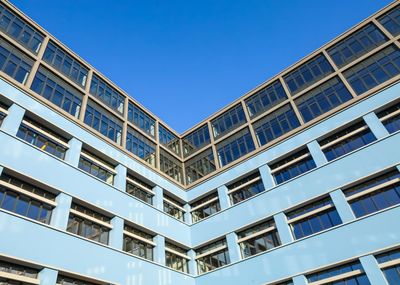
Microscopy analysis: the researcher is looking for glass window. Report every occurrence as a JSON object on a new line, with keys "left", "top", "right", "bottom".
{"left": 344, "top": 170, "right": 400, "bottom": 218}
{"left": 306, "top": 261, "right": 371, "bottom": 284}
{"left": 182, "top": 124, "right": 211, "bottom": 157}
{"left": 160, "top": 149, "right": 183, "bottom": 184}
{"left": 237, "top": 219, "right": 280, "bottom": 258}
{"left": 227, "top": 171, "right": 265, "bottom": 205}
{"left": 67, "top": 203, "right": 111, "bottom": 245}
{"left": 378, "top": 5, "right": 400, "bottom": 37}
{"left": 327, "top": 23, "right": 387, "bottom": 68}
{"left": 0, "top": 4, "right": 44, "bottom": 53}
{"left": 376, "top": 248, "right": 400, "bottom": 285}
{"left": 89, "top": 74, "right": 125, "bottom": 114}
{"left": 190, "top": 191, "right": 220, "bottom": 222}
{"left": 126, "top": 174, "right": 154, "bottom": 205}
{"left": 0, "top": 260, "right": 38, "bottom": 279}
{"left": 159, "top": 124, "right": 181, "bottom": 156}
{"left": 0, "top": 103, "right": 7, "bottom": 126}
{"left": 287, "top": 197, "right": 342, "bottom": 239}
{"left": 126, "top": 127, "right": 156, "bottom": 167}
{"left": 127, "top": 102, "right": 155, "bottom": 137}
{"left": 185, "top": 148, "right": 216, "bottom": 185}
{"left": 283, "top": 54, "right": 333, "bottom": 95}
{"left": 344, "top": 45, "right": 400, "bottom": 95}
{"left": 211, "top": 104, "right": 246, "bottom": 139}
{"left": 83, "top": 101, "right": 123, "bottom": 145}
{"left": 165, "top": 242, "right": 189, "bottom": 273}
{"left": 16, "top": 118, "right": 68, "bottom": 159}
{"left": 319, "top": 121, "right": 377, "bottom": 162}
{"left": 123, "top": 224, "right": 154, "bottom": 261}
{"left": 30, "top": 66, "right": 82, "bottom": 118}
{"left": 0, "top": 37, "right": 32, "bottom": 84}
{"left": 377, "top": 101, "right": 400, "bottom": 134}
{"left": 57, "top": 275, "right": 101, "bottom": 285}
{"left": 270, "top": 148, "right": 316, "bottom": 185}
{"left": 196, "top": 239, "right": 230, "bottom": 274}
{"left": 163, "top": 194, "right": 185, "bottom": 221}
{"left": 0, "top": 173, "right": 54, "bottom": 224}
{"left": 43, "top": 41, "right": 88, "bottom": 87}
{"left": 216, "top": 127, "right": 255, "bottom": 167}
{"left": 78, "top": 151, "right": 115, "bottom": 185}
{"left": 253, "top": 104, "right": 300, "bottom": 146}
{"left": 245, "top": 80, "right": 287, "bottom": 118}
{"left": 295, "top": 76, "right": 353, "bottom": 123}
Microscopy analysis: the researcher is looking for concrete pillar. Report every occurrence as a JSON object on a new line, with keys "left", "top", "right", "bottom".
{"left": 64, "top": 137, "right": 82, "bottom": 166}
{"left": 188, "top": 249, "right": 197, "bottom": 275}
{"left": 259, "top": 164, "right": 275, "bottom": 189}
{"left": 307, "top": 140, "right": 327, "bottom": 167}
{"left": 293, "top": 275, "right": 308, "bottom": 285}
{"left": 329, "top": 189, "right": 355, "bottom": 223}
{"left": 360, "top": 255, "right": 389, "bottom": 285}
{"left": 154, "top": 235, "right": 166, "bottom": 265}
{"left": 114, "top": 164, "right": 127, "bottom": 191}
{"left": 217, "top": 185, "right": 230, "bottom": 209}
{"left": 184, "top": 204, "right": 192, "bottom": 224}
{"left": 38, "top": 268, "right": 58, "bottom": 285}
{"left": 226, "top": 232, "right": 241, "bottom": 262}
{"left": 109, "top": 216, "right": 124, "bottom": 250}
{"left": 153, "top": 186, "right": 164, "bottom": 211}
{"left": 274, "top": 212, "right": 293, "bottom": 244}
{"left": 2, "top": 103, "right": 25, "bottom": 136}
{"left": 363, "top": 112, "right": 389, "bottom": 139}
{"left": 50, "top": 192, "right": 72, "bottom": 230}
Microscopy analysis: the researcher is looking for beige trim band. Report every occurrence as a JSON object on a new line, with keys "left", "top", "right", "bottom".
{"left": 0, "top": 179, "right": 57, "bottom": 207}
{"left": 126, "top": 176, "right": 155, "bottom": 195}
{"left": 379, "top": 258, "right": 400, "bottom": 269}
{"left": 80, "top": 152, "right": 116, "bottom": 174}
{"left": 270, "top": 153, "right": 310, "bottom": 174}
{"left": 190, "top": 197, "right": 219, "bottom": 212}
{"left": 69, "top": 208, "right": 113, "bottom": 229}
{"left": 320, "top": 125, "right": 369, "bottom": 150}
{"left": 165, "top": 247, "right": 191, "bottom": 260}
{"left": 237, "top": 226, "right": 276, "bottom": 243}
{"left": 226, "top": 176, "right": 262, "bottom": 194}
{"left": 123, "top": 230, "right": 156, "bottom": 246}
{"left": 22, "top": 120, "right": 69, "bottom": 148}
{"left": 163, "top": 198, "right": 186, "bottom": 212}
{"left": 379, "top": 107, "right": 400, "bottom": 122}
{"left": 308, "top": 269, "right": 363, "bottom": 285}
{"left": 287, "top": 204, "right": 333, "bottom": 224}
{"left": 0, "top": 271, "right": 39, "bottom": 284}
{"left": 195, "top": 245, "right": 228, "bottom": 260}
{"left": 346, "top": 178, "right": 400, "bottom": 201}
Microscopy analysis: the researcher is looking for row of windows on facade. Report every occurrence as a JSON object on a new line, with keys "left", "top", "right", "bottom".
{"left": 273, "top": 249, "right": 400, "bottom": 285}
{"left": 1, "top": 155, "right": 399, "bottom": 275}
{"left": 2, "top": 95, "right": 399, "bottom": 226}
{"left": 2, "top": 2, "right": 400, "bottom": 186}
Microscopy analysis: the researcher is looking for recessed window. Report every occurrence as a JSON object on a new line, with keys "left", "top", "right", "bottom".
{"left": 286, "top": 197, "right": 342, "bottom": 239}
{"left": 0, "top": 259, "right": 39, "bottom": 283}
{"left": 319, "top": 121, "right": 376, "bottom": 162}
{"left": 123, "top": 224, "right": 155, "bottom": 261}
{"left": 163, "top": 193, "right": 185, "bottom": 222}
{"left": 185, "top": 148, "right": 216, "bottom": 185}
{"left": 375, "top": 247, "right": 400, "bottom": 285}
{"left": 195, "top": 239, "right": 230, "bottom": 274}
{"left": 126, "top": 173, "right": 154, "bottom": 205}
{"left": 377, "top": 101, "right": 400, "bottom": 134}
{"left": 227, "top": 171, "right": 265, "bottom": 205}
{"left": 159, "top": 124, "right": 181, "bottom": 156}
{"left": 78, "top": 150, "right": 116, "bottom": 185}
{"left": 165, "top": 242, "right": 190, "bottom": 273}
{"left": 343, "top": 169, "right": 400, "bottom": 218}
{"left": 160, "top": 150, "right": 183, "bottom": 184}
{"left": 269, "top": 148, "right": 316, "bottom": 185}
{"left": 57, "top": 274, "right": 104, "bottom": 285}
{"left": 190, "top": 191, "right": 220, "bottom": 222}
{"left": 182, "top": 124, "right": 211, "bottom": 158}
{"left": 237, "top": 219, "right": 280, "bottom": 258}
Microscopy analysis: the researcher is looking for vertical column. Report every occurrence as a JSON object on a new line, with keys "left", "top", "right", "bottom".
{"left": 274, "top": 212, "right": 293, "bottom": 244}
{"left": 226, "top": 232, "right": 241, "bottom": 263}
{"left": 184, "top": 204, "right": 192, "bottom": 224}
{"left": 1, "top": 104, "right": 25, "bottom": 136}
{"left": 64, "top": 138, "right": 82, "bottom": 167}
{"left": 114, "top": 164, "right": 127, "bottom": 191}
{"left": 217, "top": 185, "right": 230, "bottom": 209}
{"left": 153, "top": 186, "right": 164, "bottom": 211}
{"left": 154, "top": 235, "right": 166, "bottom": 265}
{"left": 50, "top": 192, "right": 72, "bottom": 230}
{"left": 109, "top": 216, "right": 124, "bottom": 250}
{"left": 38, "top": 268, "right": 58, "bottom": 285}
{"left": 293, "top": 275, "right": 308, "bottom": 285}
{"left": 329, "top": 189, "right": 355, "bottom": 223}
{"left": 307, "top": 140, "right": 327, "bottom": 167}
{"left": 359, "top": 255, "right": 389, "bottom": 285}
{"left": 259, "top": 164, "right": 275, "bottom": 189}
{"left": 188, "top": 249, "right": 197, "bottom": 275}
{"left": 363, "top": 112, "right": 389, "bottom": 140}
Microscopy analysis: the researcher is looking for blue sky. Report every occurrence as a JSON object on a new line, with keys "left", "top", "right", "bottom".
{"left": 12, "top": 0, "right": 392, "bottom": 133}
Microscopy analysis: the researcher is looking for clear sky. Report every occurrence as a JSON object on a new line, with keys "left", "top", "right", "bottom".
{"left": 12, "top": 0, "right": 392, "bottom": 133}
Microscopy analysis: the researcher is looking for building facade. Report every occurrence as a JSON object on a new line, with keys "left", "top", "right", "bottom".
{"left": 0, "top": 0, "right": 400, "bottom": 284}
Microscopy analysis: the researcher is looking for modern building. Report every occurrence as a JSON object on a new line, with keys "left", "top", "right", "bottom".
{"left": 0, "top": 0, "right": 400, "bottom": 284}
